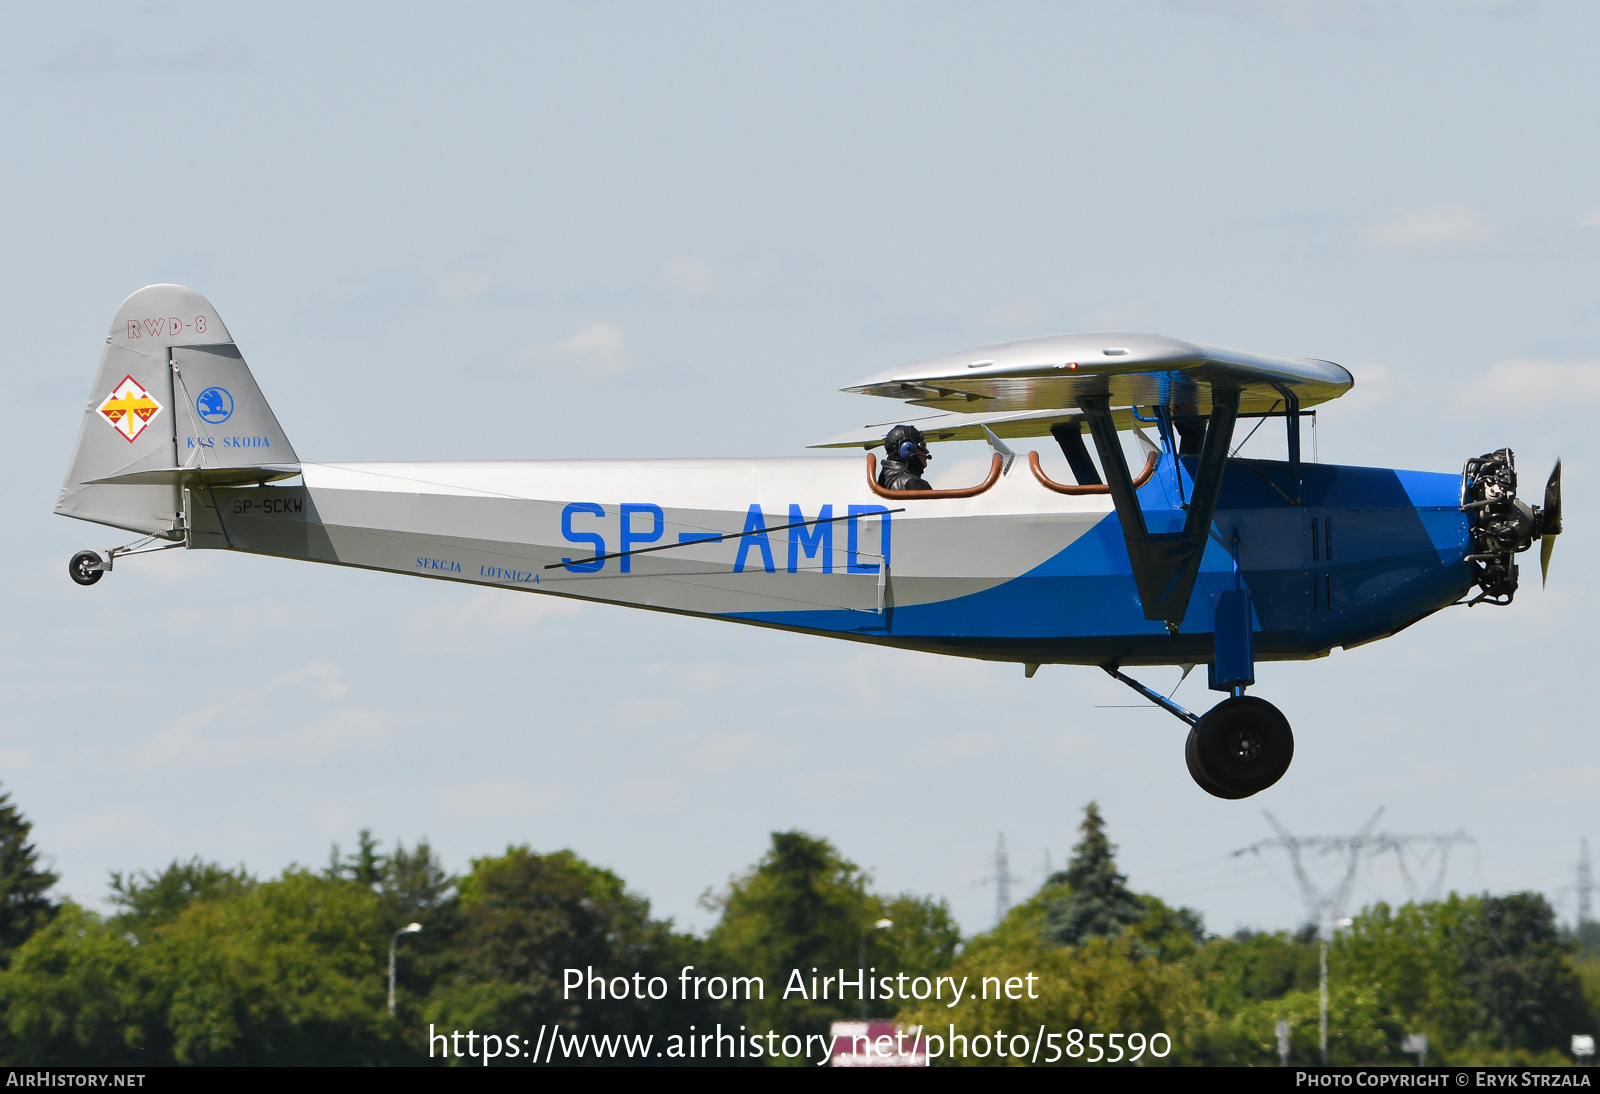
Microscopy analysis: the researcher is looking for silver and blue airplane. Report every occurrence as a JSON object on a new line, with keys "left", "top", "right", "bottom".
{"left": 57, "top": 285, "right": 1561, "bottom": 798}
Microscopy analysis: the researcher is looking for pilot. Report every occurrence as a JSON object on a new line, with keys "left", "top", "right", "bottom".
{"left": 878, "top": 424, "right": 933, "bottom": 491}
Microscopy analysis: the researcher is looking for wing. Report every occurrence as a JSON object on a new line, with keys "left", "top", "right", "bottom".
{"left": 820, "top": 332, "right": 1350, "bottom": 630}
{"left": 836, "top": 332, "right": 1352, "bottom": 419}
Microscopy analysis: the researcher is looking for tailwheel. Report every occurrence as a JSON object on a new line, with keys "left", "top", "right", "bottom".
{"left": 69, "top": 550, "right": 104, "bottom": 586}
{"left": 1186, "top": 696, "right": 1293, "bottom": 799}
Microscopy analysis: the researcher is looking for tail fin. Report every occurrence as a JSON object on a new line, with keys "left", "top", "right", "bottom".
{"left": 56, "top": 284, "right": 299, "bottom": 539}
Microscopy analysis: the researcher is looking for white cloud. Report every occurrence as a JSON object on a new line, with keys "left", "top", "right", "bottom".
{"left": 1456, "top": 357, "right": 1600, "bottom": 416}
{"left": 1354, "top": 204, "right": 1495, "bottom": 256}
{"left": 1330, "top": 359, "right": 1412, "bottom": 415}
{"left": 272, "top": 661, "right": 349, "bottom": 702}
{"left": 1338, "top": 356, "right": 1600, "bottom": 422}
{"left": 136, "top": 703, "right": 382, "bottom": 768}
{"left": 409, "top": 587, "right": 583, "bottom": 635}
{"left": 652, "top": 257, "right": 720, "bottom": 305}
{"left": 1269, "top": 205, "right": 1599, "bottom": 261}
{"left": 134, "top": 663, "right": 390, "bottom": 769}
{"left": 521, "top": 322, "right": 631, "bottom": 375}
{"left": 646, "top": 252, "right": 870, "bottom": 308}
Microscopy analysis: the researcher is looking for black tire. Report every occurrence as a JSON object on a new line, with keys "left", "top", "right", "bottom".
{"left": 69, "top": 550, "right": 104, "bottom": 586}
{"left": 1185, "top": 727, "right": 1232, "bottom": 798}
{"left": 1187, "top": 696, "right": 1293, "bottom": 799}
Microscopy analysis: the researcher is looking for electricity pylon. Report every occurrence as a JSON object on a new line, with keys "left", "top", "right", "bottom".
{"left": 972, "top": 832, "right": 1021, "bottom": 928}
{"left": 1232, "top": 809, "right": 1475, "bottom": 938}
{"left": 1579, "top": 838, "right": 1593, "bottom": 928}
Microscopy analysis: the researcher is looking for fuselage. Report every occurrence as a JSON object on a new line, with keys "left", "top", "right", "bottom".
{"left": 186, "top": 450, "right": 1473, "bottom": 668}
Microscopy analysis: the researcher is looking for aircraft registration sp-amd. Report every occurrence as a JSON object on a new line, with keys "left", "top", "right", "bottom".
{"left": 56, "top": 285, "right": 1562, "bottom": 798}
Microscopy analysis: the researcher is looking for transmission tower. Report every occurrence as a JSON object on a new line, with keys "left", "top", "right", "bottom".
{"left": 1373, "top": 827, "right": 1476, "bottom": 903}
{"left": 1235, "top": 810, "right": 1382, "bottom": 938}
{"left": 970, "top": 832, "right": 1021, "bottom": 926}
{"left": 1232, "top": 810, "right": 1475, "bottom": 937}
{"left": 1579, "top": 839, "right": 1593, "bottom": 928}
{"left": 994, "top": 832, "right": 1017, "bottom": 925}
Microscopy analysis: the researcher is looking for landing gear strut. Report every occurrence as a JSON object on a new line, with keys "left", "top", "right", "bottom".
{"left": 1102, "top": 664, "right": 1295, "bottom": 799}
{"left": 66, "top": 534, "right": 183, "bottom": 587}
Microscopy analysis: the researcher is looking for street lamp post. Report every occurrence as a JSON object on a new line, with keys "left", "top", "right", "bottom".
{"left": 859, "top": 918, "right": 893, "bottom": 1019}
{"left": 389, "top": 922, "right": 422, "bottom": 1017}
{"left": 1319, "top": 939, "right": 1328, "bottom": 1065}
{"left": 1321, "top": 917, "right": 1352, "bottom": 1065}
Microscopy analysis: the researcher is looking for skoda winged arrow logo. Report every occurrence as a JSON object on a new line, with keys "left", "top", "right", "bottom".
{"left": 196, "top": 386, "right": 234, "bottom": 424}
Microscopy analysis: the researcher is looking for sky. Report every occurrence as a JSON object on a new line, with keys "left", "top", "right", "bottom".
{"left": 2, "top": 0, "right": 1596, "bottom": 939}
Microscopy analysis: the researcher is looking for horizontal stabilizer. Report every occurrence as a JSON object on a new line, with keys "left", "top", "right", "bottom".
{"left": 86, "top": 464, "right": 301, "bottom": 487}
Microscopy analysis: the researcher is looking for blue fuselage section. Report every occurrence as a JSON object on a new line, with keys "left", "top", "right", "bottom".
{"left": 733, "top": 455, "right": 1474, "bottom": 668}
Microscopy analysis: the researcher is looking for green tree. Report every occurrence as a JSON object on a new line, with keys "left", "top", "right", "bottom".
{"left": 109, "top": 858, "right": 252, "bottom": 937}
{"left": 326, "top": 828, "right": 385, "bottom": 887}
{"left": 706, "top": 830, "right": 872, "bottom": 1040}
{"left": 1206, "top": 894, "right": 1593, "bottom": 1065}
{"left": 149, "top": 868, "right": 401, "bottom": 1065}
{"left": 705, "top": 831, "right": 959, "bottom": 1050}
{"left": 1041, "top": 803, "right": 1150, "bottom": 947}
{"left": 0, "top": 902, "right": 151, "bottom": 1065}
{"left": 377, "top": 838, "right": 459, "bottom": 1020}
{"left": 897, "top": 887, "right": 1210, "bottom": 1066}
{"left": 1458, "top": 892, "right": 1588, "bottom": 1054}
{"left": 323, "top": 831, "right": 459, "bottom": 1016}
{"left": 0, "top": 869, "right": 403, "bottom": 1066}
{"left": 1192, "top": 929, "right": 1320, "bottom": 1017}
{"left": 1575, "top": 954, "right": 1600, "bottom": 1037}
{"left": 380, "top": 839, "right": 455, "bottom": 927}
{"left": 0, "top": 784, "right": 57, "bottom": 958}
{"left": 1570, "top": 920, "right": 1600, "bottom": 961}
{"left": 424, "top": 846, "right": 706, "bottom": 1064}
{"left": 880, "top": 892, "right": 962, "bottom": 981}
{"left": 896, "top": 805, "right": 1215, "bottom": 1066}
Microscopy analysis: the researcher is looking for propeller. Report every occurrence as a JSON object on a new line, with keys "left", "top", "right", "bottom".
{"left": 1539, "top": 460, "right": 1561, "bottom": 586}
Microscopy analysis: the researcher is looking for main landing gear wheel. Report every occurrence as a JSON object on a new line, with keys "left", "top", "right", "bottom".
{"left": 1185, "top": 696, "right": 1293, "bottom": 799}
{"left": 68, "top": 551, "right": 104, "bottom": 586}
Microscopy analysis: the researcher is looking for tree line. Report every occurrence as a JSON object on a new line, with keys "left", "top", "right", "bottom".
{"left": 0, "top": 785, "right": 1591, "bottom": 1065}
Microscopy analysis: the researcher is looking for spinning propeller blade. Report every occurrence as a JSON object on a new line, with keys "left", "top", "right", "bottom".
{"left": 1540, "top": 460, "right": 1561, "bottom": 586}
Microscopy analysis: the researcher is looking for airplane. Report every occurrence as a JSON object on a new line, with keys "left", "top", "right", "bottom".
{"left": 56, "top": 284, "right": 1562, "bottom": 799}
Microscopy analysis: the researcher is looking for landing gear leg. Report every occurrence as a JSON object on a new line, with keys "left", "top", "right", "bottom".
{"left": 67, "top": 534, "right": 183, "bottom": 587}
{"left": 1101, "top": 663, "right": 1295, "bottom": 799}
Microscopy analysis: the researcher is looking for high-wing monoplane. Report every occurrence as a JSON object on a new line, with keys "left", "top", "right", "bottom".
{"left": 57, "top": 285, "right": 1562, "bottom": 798}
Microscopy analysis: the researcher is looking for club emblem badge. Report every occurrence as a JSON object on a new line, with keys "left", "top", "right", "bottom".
{"left": 97, "top": 375, "right": 164, "bottom": 443}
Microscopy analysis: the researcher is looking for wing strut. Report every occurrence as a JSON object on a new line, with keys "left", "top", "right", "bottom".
{"left": 1273, "top": 383, "right": 1302, "bottom": 504}
{"left": 1049, "top": 421, "right": 1102, "bottom": 486}
{"left": 1081, "top": 388, "right": 1240, "bottom": 629}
